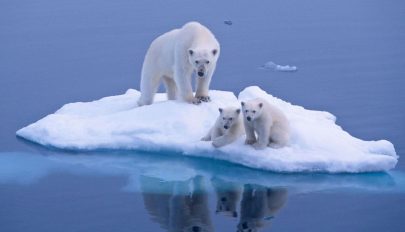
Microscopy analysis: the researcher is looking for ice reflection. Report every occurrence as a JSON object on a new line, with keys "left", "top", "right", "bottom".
{"left": 140, "top": 175, "right": 288, "bottom": 232}
{"left": 0, "top": 149, "right": 404, "bottom": 194}
{"left": 1, "top": 150, "right": 405, "bottom": 231}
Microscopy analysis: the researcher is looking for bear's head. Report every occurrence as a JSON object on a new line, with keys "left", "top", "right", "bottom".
{"left": 236, "top": 220, "right": 262, "bottom": 232}
{"left": 183, "top": 223, "right": 212, "bottom": 232}
{"left": 188, "top": 48, "right": 219, "bottom": 78}
{"left": 241, "top": 99, "right": 264, "bottom": 122}
{"left": 216, "top": 195, "right": 238, "bottom": 218}
{"left": 218, "top": 107, "right": 241, "bottom": 130}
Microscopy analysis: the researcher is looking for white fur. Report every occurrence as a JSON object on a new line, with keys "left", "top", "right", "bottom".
{"left": 138, "top": 22, "right": 220, "bottom": 106}
{"left": 241, "top": 98, "right": 290, "bottom": 150}
{"left": 201, "top": 107, "right": 244, "bottom": 148}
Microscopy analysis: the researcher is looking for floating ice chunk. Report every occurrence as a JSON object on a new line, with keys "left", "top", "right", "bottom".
{"left": 16, "top": 86, "right": 397, "bottom": 173}
{"left": 260, "top": 61, "right": 298, "bottom": 72}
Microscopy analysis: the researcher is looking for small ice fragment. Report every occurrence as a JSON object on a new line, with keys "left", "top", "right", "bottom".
{"left": 260, "top": 61, "right": 298, "bottom": 72}
{"left": 224, "top": 20, "right": 233, "bottom": 25}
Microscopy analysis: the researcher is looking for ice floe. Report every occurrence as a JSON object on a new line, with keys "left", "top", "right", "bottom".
{"left": 260, "top": 61, "right": 298, "bottom": 72}
{"left": 16, "top": 86, "right": 397, "bottom": 173}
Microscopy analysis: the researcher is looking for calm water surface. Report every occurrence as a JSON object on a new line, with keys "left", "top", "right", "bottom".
{"left": 1, "top": 0, "right": 405, "bottom": 231}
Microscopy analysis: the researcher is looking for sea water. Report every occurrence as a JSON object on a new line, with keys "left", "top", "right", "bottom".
{"left": 1, "top": 0, "right": 404, "bottom": 231}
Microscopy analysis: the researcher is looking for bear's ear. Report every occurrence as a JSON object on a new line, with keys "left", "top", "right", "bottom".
{"left": 212, "top": 49, "right": 218, "bottom": 56}
{"left": 241, "top": 102, "right": 245, "bottom": 106}
{"left": 236, "top": 109, "right": 241, "bottom": 114}
{"left": 218, "top": 108, "right": 223, "bottom": 113}
{"left": 188, "top": 49, "right": 194, "bottom": 56}
{"left": 258, "top": 103, "right": 263, "bottom": 108}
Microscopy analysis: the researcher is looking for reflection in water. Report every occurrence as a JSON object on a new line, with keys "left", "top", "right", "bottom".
{"left": 237, "top": 185, "right": 287, "bottom": 232}
{"left": 212, "top": 177, "right": 242, "bottom": 218}
{"left": 141, "top": 175, "right": 213, "bottom": 232}
{"left": 140, "top": 175, "right": 288, "bottom": 232}
{"left": 1, "top": 150, "right": 404, "bottom": 232}
{"left": 0, "top": 150, "right": 403, "bottom": 195}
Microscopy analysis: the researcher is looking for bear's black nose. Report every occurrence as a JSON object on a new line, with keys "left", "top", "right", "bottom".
{"left": 198, "top": 71, "right": 204, "bottom": 77}
{"left": 192, "top": 226, "right": 201, "bottom": 232}
{"left": 242, "top": 222, "right": 248, "bottom": 229}
{"left": 221, "top": 197, "right": 227, "bottom": 202}
{"left": 247, "top": 116, "right": 251, "bottom": 121}
{"left": 224, "top": 125, "right": 229, "bottom": 129}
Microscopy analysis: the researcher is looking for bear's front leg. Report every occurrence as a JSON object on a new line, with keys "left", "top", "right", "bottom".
{"left": 244, "top": 124, "right": 257, "bottom": 145}
{"left": 174, "top": 67, "right": 200, "bottom": 104}
{"left": 195, "top": 73, "right": 212, "bottom": 103}
{"left": 253, "top": 126, "right": 270, "bottom": 150}
{"left": 212, "top": 135, "right": 231, "bottom": 148}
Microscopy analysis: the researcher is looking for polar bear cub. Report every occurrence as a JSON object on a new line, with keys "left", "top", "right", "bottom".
{"left": 138, "top": 21, "right": 220, "bottom": 106}
{"left": 241, "top": 98, "right": 290, "bottom": 150}
{"left": 201, "top": 107, "right": 244, "bottom": 148}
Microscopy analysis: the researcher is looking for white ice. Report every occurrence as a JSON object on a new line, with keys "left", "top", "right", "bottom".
{"left": 260, "top": 61, "right": 298, "bottom": 72}
{"left": 16, "top": 86, "right": 398, "bottom": 173}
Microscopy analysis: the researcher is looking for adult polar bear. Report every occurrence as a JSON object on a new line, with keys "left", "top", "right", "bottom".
{"left": 138, "top": 22, "right": 220, "bottom": 106}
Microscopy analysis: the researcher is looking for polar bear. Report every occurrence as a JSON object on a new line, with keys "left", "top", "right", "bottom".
{"left": 201, "top": 107, "right": 244, "bottom": 148}
{"left": 241, "top": 98, "right": 290, "bottom": 150}
{"left": 237, "top": 185, "right": 288, "bottom": 232}
{"left": 137, "top": 22, "right": 220, "bottom": 106}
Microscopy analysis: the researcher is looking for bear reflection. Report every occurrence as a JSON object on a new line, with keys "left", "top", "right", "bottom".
{"left": 211, "top": 177, "right": 242, "bottom": 218}
{"left": 140, "top": 175, "right": 213, "bottom": 232}
{"left": 237, "top": 184, "right": 288, "bottom": 232}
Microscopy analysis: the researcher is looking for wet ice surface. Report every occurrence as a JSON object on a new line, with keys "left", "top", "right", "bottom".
{"left": 2, "top": 151, "right": 403, "bottom": 193}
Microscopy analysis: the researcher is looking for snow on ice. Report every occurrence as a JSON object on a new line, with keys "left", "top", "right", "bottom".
{"left": 16, "top": 86, "right": 397, "bottom": 173}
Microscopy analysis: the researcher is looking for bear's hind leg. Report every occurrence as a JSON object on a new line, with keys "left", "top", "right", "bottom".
{"left": 268, "top": 124, "right": 289, "bottom": 148}
{"left": 138, "top": 72, "right": 161, "bottom": 106}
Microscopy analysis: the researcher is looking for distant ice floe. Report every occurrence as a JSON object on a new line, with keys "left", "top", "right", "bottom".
{"left": 16, "top": 86, "right": 397, "bottom": 173}
{"left": 260, "top": 61, "right": 298, "bottom": 72}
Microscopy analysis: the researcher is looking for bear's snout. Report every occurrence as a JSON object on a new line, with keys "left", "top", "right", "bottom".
{"left": 224, "top": 125, "right": 229, "bottom": 129}
{"left": 247, "top": 116, "right": 251, "bottom": 121}
{"left": 242, "top": 222, "right": 249, "bottom": 229}
{"left": 198, "top": 71, "right": 204, "bottom": 77}
{"left": 192, "top": 226, "right": 201, "bottom": 232}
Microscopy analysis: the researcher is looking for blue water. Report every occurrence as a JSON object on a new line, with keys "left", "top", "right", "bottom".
{"left": 1, "top": 0, "right": 405, "bottom": 231}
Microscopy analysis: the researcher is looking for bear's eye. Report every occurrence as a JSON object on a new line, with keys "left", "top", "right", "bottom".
{"left": 245, "top": 110, "right": 248, "bottom": 113}
{"left": 206, "top": 60, "right": 210, "bottom": 64}
{"left": 195, "top": 60, "right": 199, "bottom": 64}
{"left": 223, "top": 117, "right": 226, "bottom": 120}
{"left": 229, "top": 117, "right": 233, "bottom": 121}
{"left": 252, "top": 110, "right": 256, "bottom": 113}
